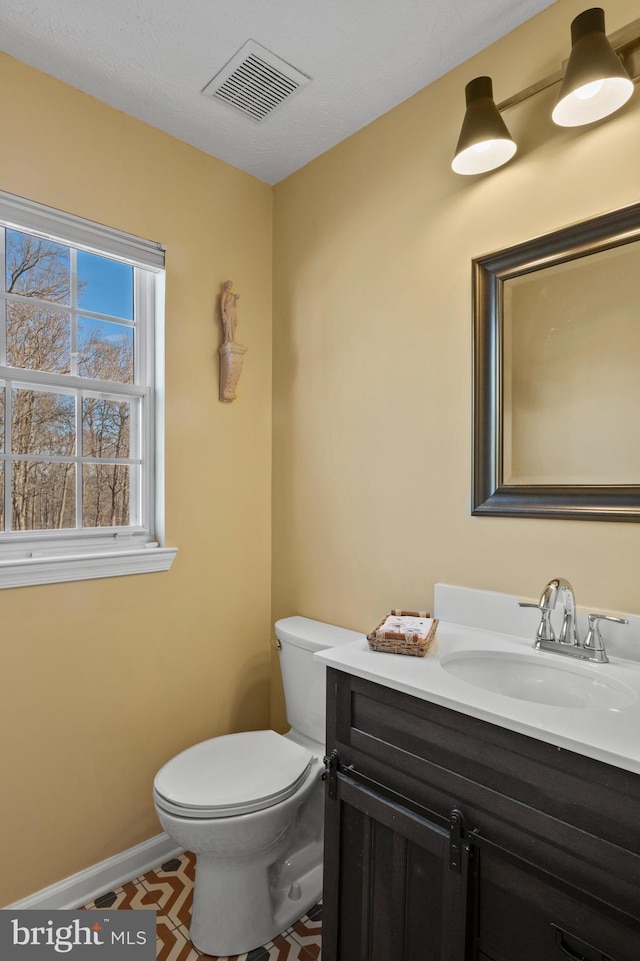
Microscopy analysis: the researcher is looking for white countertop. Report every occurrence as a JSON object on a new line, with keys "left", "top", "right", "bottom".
{"left": 315, "top": 619, "right": 640, "bottom": 777}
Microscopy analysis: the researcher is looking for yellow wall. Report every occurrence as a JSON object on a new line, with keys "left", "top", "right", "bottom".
{"left": 272, "top": 0, "right": 640, "bottom": 730}
{"left": 0, "top": 55, "right": 273, "bottom": 906}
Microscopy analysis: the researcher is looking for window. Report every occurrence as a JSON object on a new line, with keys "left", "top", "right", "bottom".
{"left": 0, "top": 190, "right": 176, "bottom": 587}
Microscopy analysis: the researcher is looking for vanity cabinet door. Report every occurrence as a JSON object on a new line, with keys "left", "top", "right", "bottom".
{"left": 475, "top": 844, "right": 640, "bottom": 961}
{"left": 322, "top": 767, "right": 470, "bottom": 961}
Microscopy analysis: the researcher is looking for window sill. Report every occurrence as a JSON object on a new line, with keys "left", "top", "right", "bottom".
{"left": 0, "top": 545, "right": 178, "bottom": 589}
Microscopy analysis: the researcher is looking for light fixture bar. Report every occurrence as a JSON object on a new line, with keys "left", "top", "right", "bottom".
{"left": 496, "top": 15, "right": 640, "bottom": 112}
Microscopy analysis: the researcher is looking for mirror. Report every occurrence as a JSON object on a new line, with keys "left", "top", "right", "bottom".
{"left": 472, "top": 201, "right": 640, "bottom": 521}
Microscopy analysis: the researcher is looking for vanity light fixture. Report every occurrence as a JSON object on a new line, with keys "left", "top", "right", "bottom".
{"left": 452, "top": 9, "right": 640, "bottom": 175}
{"left": 451, "top": 76, "right": 517, "bottom": 175}
{"left": 552, "top": 8, "right": 633, "bottom": 126}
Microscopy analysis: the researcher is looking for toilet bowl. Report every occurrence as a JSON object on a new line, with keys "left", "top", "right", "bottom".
{"left": 153, "top": 616, "right": 363, "bottom": 957}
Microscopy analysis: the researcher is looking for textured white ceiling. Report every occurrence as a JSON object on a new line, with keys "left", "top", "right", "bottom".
{"left": 0, "top": 0, "right": 555, "bottom": 184}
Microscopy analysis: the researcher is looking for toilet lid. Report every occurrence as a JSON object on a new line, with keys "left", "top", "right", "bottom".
{"left": 153, "top": 730, "right": 314, "bottom": 818}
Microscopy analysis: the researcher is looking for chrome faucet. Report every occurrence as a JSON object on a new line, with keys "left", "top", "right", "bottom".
{"left": 518, "top": 577, "right": 628, "bottom": 663}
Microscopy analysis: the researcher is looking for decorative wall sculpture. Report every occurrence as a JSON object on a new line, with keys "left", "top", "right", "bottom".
{"left": 218, "top": 280, "right": 247, "bottom": 403}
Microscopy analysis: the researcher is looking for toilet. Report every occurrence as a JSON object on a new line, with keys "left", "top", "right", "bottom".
{"left": 153, "top": 615, "right": 362, "bottom": 957}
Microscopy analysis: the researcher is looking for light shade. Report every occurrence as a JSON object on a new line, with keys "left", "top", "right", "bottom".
{"left": 552, "top": 7, "right": 633, "bottom": 127}
{"left": 452, "top": 77, "right": 517, "bottom": 175}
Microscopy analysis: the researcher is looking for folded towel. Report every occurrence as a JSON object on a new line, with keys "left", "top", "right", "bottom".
{"left": 381, "top": 614, "right": 433, "bottom": 639}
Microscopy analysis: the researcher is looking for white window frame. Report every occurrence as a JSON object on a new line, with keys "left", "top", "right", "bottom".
{"left": 0, "top": 190, "right": 177, "bottom": 588}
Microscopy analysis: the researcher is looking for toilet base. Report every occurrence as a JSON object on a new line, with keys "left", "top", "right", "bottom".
{"left": 190, "top": 856, "right": 273, "bottom": 956}
{"left": 270, "top": 828, "right": 324, "bottom": 934}
{"left": 189, "top": 847, "right": 323, "bottom": 956}
{"left": 271, "top": 861, "right": 323, "bottom": 934}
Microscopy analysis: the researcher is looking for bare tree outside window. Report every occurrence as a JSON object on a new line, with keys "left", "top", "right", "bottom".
{"left": 2, "top": 228, "right": 137, "bottom": 533}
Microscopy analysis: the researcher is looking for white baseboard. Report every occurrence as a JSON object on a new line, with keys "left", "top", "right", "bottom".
{"left": 4, "top": 833, "right": 183, "bottom": 910}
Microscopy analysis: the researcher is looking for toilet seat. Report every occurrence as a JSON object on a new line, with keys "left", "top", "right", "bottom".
{"left": 153, "top": 730, "right": 314, "bottom": 818}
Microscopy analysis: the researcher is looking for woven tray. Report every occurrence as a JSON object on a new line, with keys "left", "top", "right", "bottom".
{"left": 367, "top": 609, "right": 439, "bottom": 657}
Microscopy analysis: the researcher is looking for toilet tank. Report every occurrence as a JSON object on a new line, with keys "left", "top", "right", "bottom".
{"left": 275, "top": 616, "right": 363, "bottom": 744}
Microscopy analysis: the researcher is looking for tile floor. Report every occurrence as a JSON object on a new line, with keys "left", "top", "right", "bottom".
{"left": 79, "top": 851, "right": 321, "bottom": 961}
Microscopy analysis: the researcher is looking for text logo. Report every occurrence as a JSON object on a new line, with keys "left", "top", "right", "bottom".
{"left": 0, "top": 910, "right": 155, "bottom": 959}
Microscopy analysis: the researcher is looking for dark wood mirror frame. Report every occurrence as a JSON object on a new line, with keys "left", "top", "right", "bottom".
{"left": 472, "top": 201, "right": 640, "bottom": 522}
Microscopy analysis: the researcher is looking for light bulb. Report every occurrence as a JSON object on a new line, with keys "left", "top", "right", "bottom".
{"left": 574, "top": 79, "right": 605, "bottom": 100}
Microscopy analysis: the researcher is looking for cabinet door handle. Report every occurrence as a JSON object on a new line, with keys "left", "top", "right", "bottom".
{"left": 553, "top": 926, "right": 615, "bottom": 961}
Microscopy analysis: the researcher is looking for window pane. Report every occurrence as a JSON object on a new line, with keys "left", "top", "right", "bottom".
{"left": 5, "top": 229, "right": 70, "bottom": 305}
{"left": 82, "top": 397, "right": 130, "bottom": 458}
{"left": 78, "top": 317, "right": 134, "bottom": 384}
{"left": 6, "top": 302, "right": 71, "bottom": 374}
{"left": 12, "top": 461, "right": 75, "bottom": 530}
{"left": 0, "top": 387, "right": 4, "bottom": 453}
{"left": 77, "top": 251, "right": 133, "bottom": 320}
{"left": 83, "top": 464, "right": 130, "bottom": 528}
{"left": 12, "top": 389, "right": 75, "bottom": 456}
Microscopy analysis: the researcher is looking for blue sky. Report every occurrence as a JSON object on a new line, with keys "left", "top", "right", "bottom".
{"left": 77, "top": 251, "right": 133, "bottom": 321}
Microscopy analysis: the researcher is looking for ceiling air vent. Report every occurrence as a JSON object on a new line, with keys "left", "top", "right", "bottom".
{"left": 202, "top": 39, "right": 311, "bottom": 123}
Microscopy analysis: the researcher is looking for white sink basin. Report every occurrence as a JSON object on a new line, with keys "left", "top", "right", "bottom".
{"left": 441, "top": 650, "right": 638, "bottom": 710}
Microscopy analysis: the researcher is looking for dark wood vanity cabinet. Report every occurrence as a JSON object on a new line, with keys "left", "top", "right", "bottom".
{"left": 322, "top": 668, "right": 640, "bottom": 961}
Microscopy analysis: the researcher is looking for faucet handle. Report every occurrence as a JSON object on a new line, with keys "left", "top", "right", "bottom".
{"left": 517, "top": 600, "right": 557, "bottom": 643}
{"left": 583, "top": 613, "right": 628, "bottom": 663}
